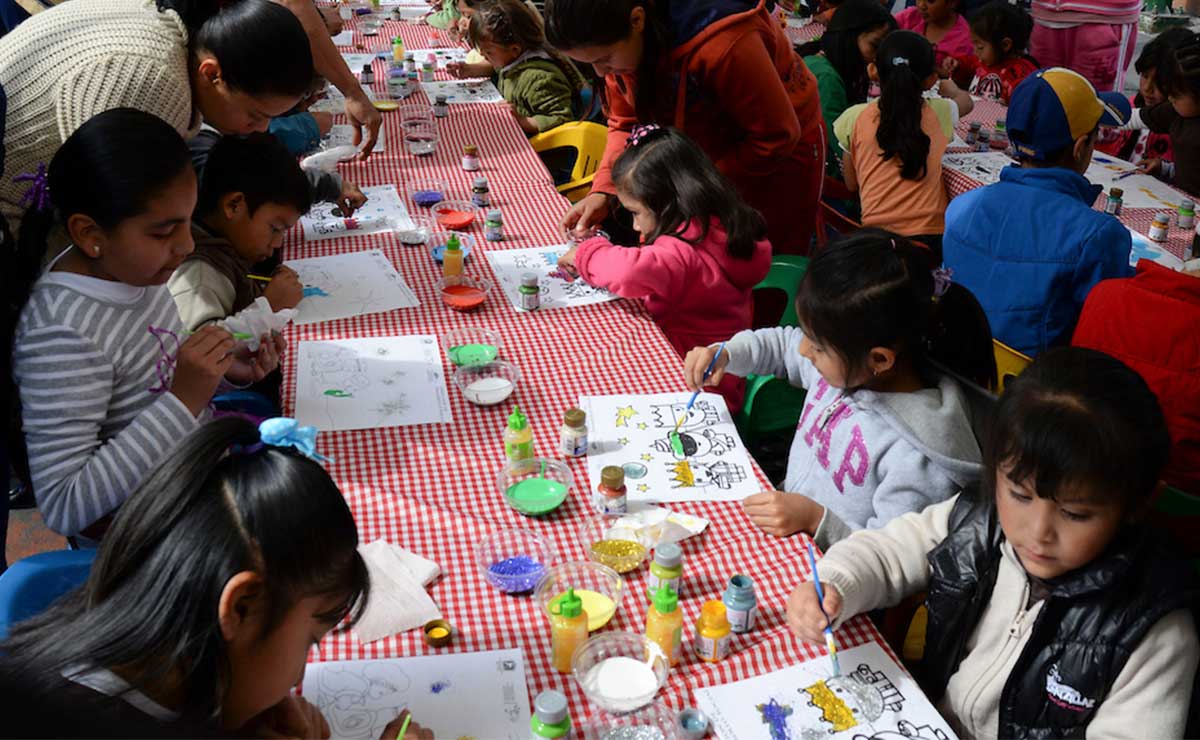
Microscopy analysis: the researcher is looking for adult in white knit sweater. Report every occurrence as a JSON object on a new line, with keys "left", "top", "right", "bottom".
{"left": 0, "top": 0, "right": 315, "bottom": 238}
{"left": 787, "top": 347, "right": 1200, "bottom": 739}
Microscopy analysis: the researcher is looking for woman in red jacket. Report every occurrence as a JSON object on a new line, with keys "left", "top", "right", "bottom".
{"left": 545, "top": 0, "right": 824, "bottom": 255}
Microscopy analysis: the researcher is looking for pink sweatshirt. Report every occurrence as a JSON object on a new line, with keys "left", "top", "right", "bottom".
{"left": 574, "top": 219, "right": 772, "bottom": 359}
{"left": 894, "top": 7, "right": 973, "bottom": 59}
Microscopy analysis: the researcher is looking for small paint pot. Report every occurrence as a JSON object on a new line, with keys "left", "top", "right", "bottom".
{"left": 678, "top": 708, "right": 709, "bottom": 739}
{"left": 437, "top": 275, "right": 491, "bottom": 313}
{"left": 423, "top": 619, "right": 453, "bottom": 647}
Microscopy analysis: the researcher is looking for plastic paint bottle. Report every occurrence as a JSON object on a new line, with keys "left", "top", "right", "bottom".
{"left": 504, "top": 406, "right": 534, "bottom": 462}
{"left": 723, "top": 574, "right": 758, "bottom": 634}
{"left": 1180, "top": 198, "right": 1195, "bottom": 230}
{"left": 441, "top": 233, "right": 463, "bottom": 278}
{"left": 645, "top": 584, "right": 684, "bottom": 666}
{"left": 550, "top": 588, "right": 589, "bottom": 674}
{"left": 1105, "top": 187, "right": 1123, "bottom": 216}
{"left": 965, "top": 121, "right": 981, "bottom": 146}
{"left": 530, "top": 690, "right": 571, "bottom": 739}
{"left": 433, "top": 94, "right": 449, "bottom": 118}
{"left": 1150, "top": 212, "right": 1171, "bottom": 242}
{"left": 462, "top": 144, "right": 481, "bottom": 171}
{"left": 360, "top": 63, "right": 374, "bottom": 85}
{"left": 560, "top": 407, "right": 588, "bottom": 458}
{"left": 693, "top": 600, "right": 731, "bottom": 663}
{"left": 519, "top": 273, "right": 540, "bottom": 311}
{"left": 392, "top": 36, "right": 405, "bottom": 63}
{"left": 472, "top": 176, "right": 491, "bottom": 207}
{"left": 975, "top": 130, "right": 990, "bottom": 152}
{"left": 485, "top": 209, "right": 504, "bottom": 241}
{"left": 646, "top": 541, "right": 683, "bottom": 599}
{"left": 595, "top": 465, "right": 627, "bottom": 515}
{"left": 421, "top": 59, "right": 435, "bottom": 82}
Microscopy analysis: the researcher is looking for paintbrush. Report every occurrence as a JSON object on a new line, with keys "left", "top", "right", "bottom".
{"left": 806, "top": 538, "right": 842, "bottom": 677}
{"left": 669, "top": 342, "right": 726, "bottom": 457}
{"left": 1113, "top": 169, "right": 1140, "bottom": 181}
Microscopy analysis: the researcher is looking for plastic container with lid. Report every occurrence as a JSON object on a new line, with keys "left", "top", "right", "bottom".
{"left": 693, "top": 600, "right": 731, "bottom": 663}
{"left": 441, "top": 233, "right": 463, "bottom": 278}
{"left": 472, "top": 175, "right": 491, "bottom": 208}
{"left": 1105, "top": 187, "right": 1124, "bottom": 216}
{"left": 645, "top": 584, "right": 683, "bottom": 666}
{"left": 1150, "top": 212, "right": 1171, "bottom": 242}
{"left": 433, "top": 94, "right": 449, "bottom": 118}
{"left": 531, "top": 690, "right": 571, "bottom": 738}
{"left": 519, "top": 272, "right": 540, "bottom": 311}
{"left": 504, "top": 406, "right": 534, "bottom": 462}
{"left": 595, "top": 465, "right": 627, "bottom": 515}
{"left": 550, "top": 588, "right": 589, "bottom": 674}
{"left": 646, "top": 541, "right": 683, "bottom": 599}
{"left": 485, "top": 208, "right": 504, "bottom": 242}
{"left": 462, "top": 144, "right": 481, "bottom": 171}
{"left": 560, "top": 407, "right": 588, "bottom": 458}
{"left": 1180, "top": 198, "right": 1196, "bottom": 230}
{"left": 723, "top": 574, "right": 758, "bottom": 634}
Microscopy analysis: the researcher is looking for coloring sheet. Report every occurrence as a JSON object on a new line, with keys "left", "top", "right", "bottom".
{"left": 696, "top": 642, "right": 959, "bottom": 740}
{"left": 407, "top": 47, "right": 469, "bottom": 69}
{"left": 299, "top": 184, "right": 415, "bottom": 241}
{"left": 1088, "top": 155, "right": 1188, "bottom": 210}
{"left": 420, "top": 79, "right": 505, "bottom": 104}
{"left": 325, "top": 123, "right": 385, "bottom": 153}
{"left": 331, "top": 30, "right": 354, "bottom": 46}
{"left": 1127, "top": 226, "right": 1185, "bottom": 270}
{"left": 941, "top": 151, "right": 1016, "bottom": 185}
{"left": 295, "top": 336, "right": 452, "bottom": 431}
{"left": 341, "top": 53, "right": 376, "bottom": 72}
{"left": 580, "top": 392, "right": 760, "bottom": 503}
{"left": 284, "top": 250, "right": 418, "bottom": 325}
{"left": 485, "top": 244, "right": 619, "bottom": 312}
{"left": 303, "top": 649, "right": 531, "bottom": 740}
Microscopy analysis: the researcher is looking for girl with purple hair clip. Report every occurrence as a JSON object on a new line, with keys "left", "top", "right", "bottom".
{"left": 3, "top": 108, "right": 281, "bottom": 543}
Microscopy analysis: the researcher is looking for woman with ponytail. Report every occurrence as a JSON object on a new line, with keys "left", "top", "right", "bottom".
{"left": 833, "top": 30, "right": 971, "bottom": 259}
{"left": 544, "top": 0, "right": 825, "bottom": 255}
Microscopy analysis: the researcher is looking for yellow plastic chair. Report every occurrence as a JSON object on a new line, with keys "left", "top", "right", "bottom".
{"left": 993, "top": 340, "right": 1032, "bottom": 393}
{"left": 529, "top": 121, "right": 608, "bottom": 203}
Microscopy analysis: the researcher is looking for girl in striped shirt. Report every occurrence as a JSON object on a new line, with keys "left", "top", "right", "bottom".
{"left": 5, "top": 108, "right": 281, "bottom": 540}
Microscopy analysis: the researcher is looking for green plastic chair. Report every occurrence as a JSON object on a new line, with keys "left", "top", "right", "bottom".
{"left": 738, "top": 256, "right": 810, "bottom": 445}
{"left": 1150, "top": 485, "right": 1200, "bottom": 573}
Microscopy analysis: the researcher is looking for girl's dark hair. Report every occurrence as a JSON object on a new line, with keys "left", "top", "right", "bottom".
{"left": 797, "top": 229, "right": 997, "bottom": 389}
{"left": 969, "top": 2, "right": 1034, "bottom": 64}
{"left": 4, "top": 109, "right": 193, "bottom": 482}
{"left": 984, "top": 347, "right": 1169, "bottom": 512}
{"left": 198, "top": 133, "right": 313, "bottom": 217}
{"left": 875, "top": 31, "right": 936, "bottom": 180}
{"left": 0, "top": 417, "right": 369, "bottom": 724}
{"left": 544, "top": 0, "right": 668, "bottom": 122}
{"left": 467, "top": 0, "right": 585, "bottom": 102}
{"left": 1135, "top": 28, "right": 1195, "bottom": 103}
{"left": 796, "top": 0, "right": 896, "bottom": 104}
{"left": 611, "top": 127, "right": 767, "bottom": 259}
{"left": 192, "top": 0, "right": 315, "bottom": 99}
{"left": 1155, "top": 30, "right": 1200, "bottom": 98}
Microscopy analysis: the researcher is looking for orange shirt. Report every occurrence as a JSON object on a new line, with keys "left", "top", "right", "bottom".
{"left": 843, "top": 100, "right": 951, "bottom": 237}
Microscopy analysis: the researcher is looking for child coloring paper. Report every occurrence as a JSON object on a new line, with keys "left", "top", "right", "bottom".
{"left": 303, "top": 649, "right": 531, "bottom": 740}
{"left": 295, "top": 336, "right": 452, "bottom": 432}
{"left": 406, "top": 47, "right": 469, "bottom": 70}
{"left": 1088, "top": 155, "right": 1189, "bottom": 210}
{"left": 941, "top": 150, "right": 1016, "bottom": 185}
{"left": 485, "top": 244, "right": 618, "bottom": 312}
{"left": 695, "top": 641, "right": 959, "bottom": 740}
{"left": 580, "top": 392, "right": 760, "bottom": 503}
{"left": 325, "top": 123, "right": 385, "bottom": 153}
{"left": 1127, "top": 227, "right": 1185, "bottom": 270}
{"left": 420, "top": 78, "right": 505, "bottom": 104}
{"left": 299, "top": 184, "right": 415, "bottom": 241}
{"left": 284, "top": 250, "right": 418, "bottom": 325}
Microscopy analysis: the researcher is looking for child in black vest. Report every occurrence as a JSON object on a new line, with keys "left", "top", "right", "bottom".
{"left": 787, "top": 346, "right": 1199, "bottom": 739}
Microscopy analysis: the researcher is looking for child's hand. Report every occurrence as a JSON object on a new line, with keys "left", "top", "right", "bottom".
{"left": 937, "top": 78, "right": 961, "bottom": 97}
{"left": 171, "top": 326, "right": 235, "bottom": 416}
{"left": 265, "top": 266, "right": 304, "bottom": 311}
{"left": 380, "top": 711, "right": 433, "bottom": 740}
{"left": 225, "top": 333, "right": 286, "bottom": 386}
{"left": 509, "top": 104, "right": 539, "bottom": 135}
{"left": 312, "top": 111, "right": 335, "bottom": 137}
{"left": 561, "top": 193, "right": 611, "bottom": 241}
{"left": 246, "top": 695, "right": 331, "bottom": 739}
{"left": 556, "top": 244, "right": 580, "bottom": 276}
{"left": 938, "top": 56, "right": 958, "bottom": 79}
{"left": 682, "top": 344, "right": 730, "bottom": 390}
{"left": 338, "top": 181, "right": 368, "bottom": 217}
{"left": 1138, "top": 157, "right": 1164, "bottom": 176}
{"left": 742, "top": 490, "right": 824, "bottom": 538}
{"left": 786, "top": 581, "right": 843, "bottom": 644}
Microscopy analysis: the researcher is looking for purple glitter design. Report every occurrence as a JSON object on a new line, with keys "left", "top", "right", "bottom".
{"left": 412, "top": 190, "right": 444, "bottom": 208}
{"left": 756, "top": 698, "right": 793, "bottom": 740}
{"left": 486, "top": 554, "right": 545, "bottom": 594}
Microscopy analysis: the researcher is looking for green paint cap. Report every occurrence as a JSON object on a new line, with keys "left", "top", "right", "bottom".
{"left": 652, "top": 583, "right": 678, "bottom": 614}
{"left": 446, "top": 233, "right": 461, "bottom": 251}
{"left": 507, "top": 405, "right": 527, "bottom": 431}
{"left": 554, "top": 587, "right": 583, "bottom": 618}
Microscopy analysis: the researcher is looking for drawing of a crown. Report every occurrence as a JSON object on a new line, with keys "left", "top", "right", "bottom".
{"left": 670, "top": 461, "right": 695, "bottom": 487}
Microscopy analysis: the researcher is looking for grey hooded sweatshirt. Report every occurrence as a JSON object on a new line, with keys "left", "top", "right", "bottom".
{"left": 724, "top": 326, "right": 984, "bottom": 549}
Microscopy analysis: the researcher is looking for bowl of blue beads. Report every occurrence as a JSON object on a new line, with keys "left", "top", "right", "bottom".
{"left": 475, "top": 528, "right": 555, "bottom": 594}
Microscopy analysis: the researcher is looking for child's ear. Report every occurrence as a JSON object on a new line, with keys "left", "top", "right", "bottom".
{"left": 218, "top": 571, "right": 264, "bottom": 642}
{"left": 221, "top": 192, "right": 247, "bottom": 222}
{"left": 66, "top": 214, "right": 106, "bottom": 259}
{"left": 1002, "top": 37, "right": 1014, "bottom": 54}
{"left": 629, "top": 5, "right": 646, "bottom": 33}
{"left": 867, "top": 347, "right": 897, "bottom": 377}
{"left": 196, "top": 56, "right": 223, "bottom": 88}
{"left": 867, "top": 61, "right": 880, "bottom": 83}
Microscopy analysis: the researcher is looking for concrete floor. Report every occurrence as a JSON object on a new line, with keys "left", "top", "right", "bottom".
{"left": 5, "top": 507, "right": 63, "bottom": 567}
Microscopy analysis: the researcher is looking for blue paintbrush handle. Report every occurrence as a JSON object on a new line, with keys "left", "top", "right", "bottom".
{"left": 805, "top": 539, "right": 830, "bottom": 622}
{"left": 676, "top": 342, "right": 727, "bottom": 431}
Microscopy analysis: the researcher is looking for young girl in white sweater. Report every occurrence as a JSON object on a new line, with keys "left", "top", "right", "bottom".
{"left": 788, "top": 347, "right": 1200, "bottom": 739}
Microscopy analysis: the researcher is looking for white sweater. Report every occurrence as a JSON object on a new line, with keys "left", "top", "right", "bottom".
{"left": 0, "top": 0, "right": 199, "bottom": 235}
{"left": 818, "top": 495, "right": 1199, "bottom": 739}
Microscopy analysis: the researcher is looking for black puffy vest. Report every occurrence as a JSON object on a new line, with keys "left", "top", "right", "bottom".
{"left": 918, "top": 488, "right": 1200, "bottom": 739}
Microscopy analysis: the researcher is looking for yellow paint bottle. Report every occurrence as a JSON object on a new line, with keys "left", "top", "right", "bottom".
{"left": 645, "top": 584, "right": 683, "bottom": 666}
{"left": 693, "top": 600, "right": 731, "bottom": 663}
{"left": 549, "top": 588, "right": 588, "bottom": 674}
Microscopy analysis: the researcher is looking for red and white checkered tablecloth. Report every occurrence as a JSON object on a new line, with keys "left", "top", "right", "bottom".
{"left": 288, "top": 15, "right": 895, "bottom": 724}
{"left": 945, "top": 97, "right": 1194, "bottom": 260}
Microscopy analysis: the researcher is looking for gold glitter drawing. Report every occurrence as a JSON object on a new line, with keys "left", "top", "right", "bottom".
{"left": 804, "top": 680, "right": 859, "bottom": 732}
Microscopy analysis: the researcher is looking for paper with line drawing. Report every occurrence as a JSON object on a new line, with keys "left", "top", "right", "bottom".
{"left": 284, "top": 250, "right": 418, "bottom": 325}
{"left": 298, "top": 185, "right": 415, "bottom": 242}
{"left": 580, "top": 392, "right": 759, "bottom": 503}
{"left": 295, "top": 336, "right": 451, "bottom": 431}
{"left": 486, "top": 244, "right": 618, "bottom": 312}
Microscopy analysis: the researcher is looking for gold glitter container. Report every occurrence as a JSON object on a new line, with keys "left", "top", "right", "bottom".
{"left": 580, "top": 515, "right": 650, "bottom": 574}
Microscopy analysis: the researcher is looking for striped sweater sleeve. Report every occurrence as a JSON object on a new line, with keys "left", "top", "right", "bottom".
{"left": 13, "top": 323, "right": 196, "bottom": 536}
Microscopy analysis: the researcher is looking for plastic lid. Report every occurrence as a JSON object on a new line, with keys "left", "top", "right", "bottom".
{"left": 464, "top": 144, "right": 479, "bottom": 155}
{"left": 727, "top": 573, "right": 755, "bottom": 595}
{"left": 486, "top": 208, "right": 503, "bottom": 220}
{"left": 521, "top": 272, "right": 539, "bottom": 287}
{"left": 652, "top": 583, "right": 679, "bottom": 614}
{"left": 1183, "top": 198, "right": 1195, "bottom": 209}
{"left": 1110, "top": 187, "right": 1124, "bottom": 198}
{"left": 436, "top": 95, "right": 447, "bottom": 103}
{"left": 507, "top": 405, "right": 527, "bottom": 431}
{"left": 446, "top": 233, "right": 461, "bottom": 251}
{"left": 394, "top": 36, "right": 402, "bottom": 43}
{"left": 407, "top": 71, "right": 419, "bottom": 79}
{"left": 554, "top": 587, "right": 583, "bottom": 618}
{"left": 564, "top": 407, "right": 586, "bottom": 427}
{"left": 474, "top": 175, "right": 488, "bottom": 188}
{"left": 601, "top": 465, "right": 624, "bottom": 489}
{"left": 362, "top": 63, "right": 372, "bottom": 71}
{"left": 534, "top": 690, "right": 569, "bottom": 724}
{"left": 699, "top": 600, "right": 728, "bottom": 626}
{"left": 1154, "top": 212, "right": 1171, "bottom": 223}
{"left": 653, "top": 541, "right": 682, "bottom": 568}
